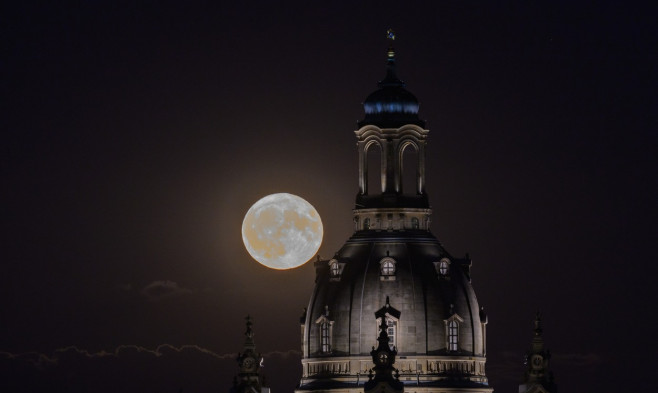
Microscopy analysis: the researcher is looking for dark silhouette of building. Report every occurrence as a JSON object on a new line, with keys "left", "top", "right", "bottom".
{"left": 519, "top": 314, "right": 557, "bottom": 393}
{"left": 232, "top": 316, "right": 270, "bottom": 393}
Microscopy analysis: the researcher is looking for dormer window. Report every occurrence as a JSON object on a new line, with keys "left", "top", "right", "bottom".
{"left": 330, "top": 260, "right": 340, "bottom": 276}
{"left": 320, "top": 322, "right": 330, "bottom": 352}
{"left": 439, "top": 259, "right": 449, "bottom": 275}
{"left": 444, "top": 310, "right": 464, "bottom": 352}
{"left": 315, "top": 305, "right": 334, "bottom": 354}
{"left": 381, "top": 260, "right": 395, "bottom": 275}
{"left": 448, "top": 320, "right": 458, "bottom": 351}
{"left": 328, "top": 259, "right": 345, "bottom": 282}
{"left": 380, "top": 257, "right": 396, "bottom": 281}
{"left": 440, "top": 262, "right": 449, "bottom": 275}
{"left": 434, "top": 258, "right": 451, "bottom": 278}
{"left": 364, "top": 218, "right": 371, "bottom": 230}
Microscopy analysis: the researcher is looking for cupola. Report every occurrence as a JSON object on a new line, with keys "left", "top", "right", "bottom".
{"left": 359, "top": 29, "right": 425, "bottom": 129}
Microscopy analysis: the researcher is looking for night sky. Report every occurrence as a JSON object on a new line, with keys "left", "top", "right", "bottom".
{"left": 2, "top": 1, "right": 657, "bottom": 392}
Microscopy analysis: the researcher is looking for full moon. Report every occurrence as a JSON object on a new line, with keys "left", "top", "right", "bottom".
{"left": 241, "top": 193, "right": 323, "bottom": 270}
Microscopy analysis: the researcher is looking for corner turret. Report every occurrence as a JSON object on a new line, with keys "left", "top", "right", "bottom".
{"left": 519, "top": 313, "right": 557, "bottom": 393}
{"left": 231, "top": 316, "right": 269, "bottom": 393}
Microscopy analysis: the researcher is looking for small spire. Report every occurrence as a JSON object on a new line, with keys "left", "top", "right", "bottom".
{"left": 534, "top": 312, "right": 543, "bottom": 336}
{"left": 386, "top": 28, "right": 396, "bottom": 59}
{"left": 380, "top": 29, "right": 403, "bottom": 88}
{"left": 243, "top": 315, "right": 256, "bottom": 351}
{"left": 245, "top": 315, "right": 253, "bottom": 338}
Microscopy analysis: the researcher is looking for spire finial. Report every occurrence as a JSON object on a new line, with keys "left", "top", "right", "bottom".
{"left": 379, "top": 29, "right": 403, "bottom": 88}
{"left": 386, "top": 28, "right": 396, "bottom": 42}
{"left": 386, "top": 29, "right": 396, "bottom": 59}
{"left": 534, "top": 312, "right": 543, "bottom": 336}
{"left": 245, "top": 315, "right": 254, "bottom": 339}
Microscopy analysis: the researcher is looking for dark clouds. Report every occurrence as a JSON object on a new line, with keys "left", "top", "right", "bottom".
{"left": 0, "top": 345, "right": 301, "bottom": 393}
{"left": 140, "top": 280, "right": 193, "bottom": 301}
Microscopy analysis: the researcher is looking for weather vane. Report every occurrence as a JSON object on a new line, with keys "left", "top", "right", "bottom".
{"left": 386, "top": 28, "right": 396, "bottom": 41}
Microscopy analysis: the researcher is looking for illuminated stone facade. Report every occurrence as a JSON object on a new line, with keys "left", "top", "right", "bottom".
{"left": 296, "top": 37, "right": 492, "bottom": 393}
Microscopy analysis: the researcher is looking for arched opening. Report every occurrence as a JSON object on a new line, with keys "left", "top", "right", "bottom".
{"left": 320, "top": 322, "right": 330, "bottom": 352}
{"left": 400, "top": 142, "right": 419, "bottom": 195}
{"left": 366, "top": 142, "right": 382, "bottom": 195}
{"left": 448, "top": 320, "right": 459, "bottom": 351}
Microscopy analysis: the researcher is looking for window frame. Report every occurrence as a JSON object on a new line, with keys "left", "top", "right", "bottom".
{"left": 320, "top": 321, "right": 331, "bottom": 353}
{"left": 448, "top": 320, "right": 458, "bottom": 351}
{"left": 379, "top": 257, "right": 397, "bottom": 281}
{"left": 444, "top": 312, "right": 464, "bottom": 352}
{"left": 315, "top": 307, "right": 334, "bottom": 354}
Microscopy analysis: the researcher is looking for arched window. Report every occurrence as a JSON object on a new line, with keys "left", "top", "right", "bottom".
{"left": 433, "top": 258, "right": 451, "bottom": 279}
{"left": 330, "top": 260, "right": 340, "bottom": 277}
{"left": 328, "top": 259, "right": 345, "bottom": 282}
{"left": 400, "top": 142, "right": 419, "bottom": 195}
{"left": 366, "top": 142, "right": 382, "bottom": 195}
{"left": 439, "top": 258, "right": 450, "bottom": 275}
{"left": 448, "top": 320, "right": 459, "bottom": 351}
{"left": 381, "top": 261, "right": 395, "bottom": 275}
{"left": 315, "top": 306, "right": 333, "bottom": 354}
{"left": 380, "top": 257, "right": 396, "bottom": 277}
{"left": 320, "top": 322, "right": 330, "bottom": 352}
{"left": 386, "top": 318, "right": 397, "bottom": 350}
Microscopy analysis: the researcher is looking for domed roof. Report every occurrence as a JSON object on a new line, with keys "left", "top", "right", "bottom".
{"left": 359, "top": 46, "right": 425, "bottom": 128}
{"left": 303, "top": 231, "right": 484, "bottom": 359}
{"left": 297, "top": 32, "right": 490, "bottom": 393}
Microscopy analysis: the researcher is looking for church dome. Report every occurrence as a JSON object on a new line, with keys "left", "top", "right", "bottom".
{"left": 363, "top": 86, "right": 419, "bottom": 116}
{"left": 305, "top": 230, "right": 484, "bottom": 358}
{"left": 297, "top": 32, "right": 490, "bottom": 393}
{"left": 359, "top": 45, "right": 425, "bottom": 128}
